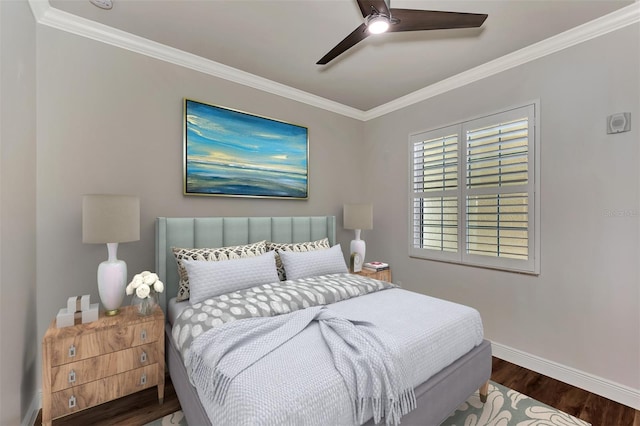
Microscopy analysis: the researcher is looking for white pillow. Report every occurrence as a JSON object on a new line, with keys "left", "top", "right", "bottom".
{"left": 266, "top": 238, "right": 331, "bottom": 281}
{"left": 278, "top": 244, "right": 348, "bottom": 280}
{"left": 172, "top": 240, "right": 267, "bottom": 301}
{"left": 182, "top": 251, "right": 279, "bottom": 304}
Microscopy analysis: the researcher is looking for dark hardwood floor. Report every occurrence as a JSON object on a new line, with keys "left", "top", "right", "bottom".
{"left": 35, "top": 358, "right": 639, "bottom": 426}
{"left": 33, "top": 377, "right": 181, "bottom": 426}
{"left": 491, "top": 358, "right": 639, "bottom": 426}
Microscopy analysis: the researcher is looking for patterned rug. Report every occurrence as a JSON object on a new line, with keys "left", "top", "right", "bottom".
{"left": 144, "top": 381, "right": 590, "bottom": 426}
{"left": 442, "top": 381, "right": 589, "bottom": 426}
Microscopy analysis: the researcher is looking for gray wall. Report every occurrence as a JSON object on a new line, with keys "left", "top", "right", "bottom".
{"left": 2, "top": 4, "right": 638, "bottom": 423}
{"left": 362, "top": 24, "right": 640, "bottom": 390}
{"left": 0, "top": 0, "right": 38, "bottom": 424}
{"left": 34, "top": 24, "right": 365, "bottom": 399}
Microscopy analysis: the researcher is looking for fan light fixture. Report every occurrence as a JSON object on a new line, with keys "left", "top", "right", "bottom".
{"left": 316, "top": 0, "right": 488, "bottom": 65}
{"left": 366, "top": 14, "right": 390, "bottom": 34}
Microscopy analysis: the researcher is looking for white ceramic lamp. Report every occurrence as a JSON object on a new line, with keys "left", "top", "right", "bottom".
{"left": 343, "top": 203, "right": 373, "bottom": 264}
{"left": 82, "top": 194, "right": 140, "bottom": 316}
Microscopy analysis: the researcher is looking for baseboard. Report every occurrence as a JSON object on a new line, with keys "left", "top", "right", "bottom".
{"left": 491, "top": 341, "right": 640, "bottom": 411}
{"left": 22, "top": 390, "right": 41, "bottom": 426}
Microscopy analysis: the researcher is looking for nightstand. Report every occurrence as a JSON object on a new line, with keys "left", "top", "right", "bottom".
{"left": 354, "top": 267, "right": 392, "bottom": 283}
{"left": 41, "top": 305, "right": 165, "bottom": 426}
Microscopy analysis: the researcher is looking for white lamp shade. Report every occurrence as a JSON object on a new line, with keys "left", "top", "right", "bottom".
{"left": 343, "top": 204, "right": 373, "bottom": 231}
{"left": 82, "top": 194, "right": 140, "bottom": 243}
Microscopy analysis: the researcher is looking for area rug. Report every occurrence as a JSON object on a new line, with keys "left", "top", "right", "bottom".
{"left": 442, "top": 381, "right": 590, "bottom": 426}
{"left": 144, "top": 381, "right": 590, "bottom": 426}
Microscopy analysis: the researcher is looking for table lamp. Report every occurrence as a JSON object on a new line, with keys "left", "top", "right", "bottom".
{"left": 343, "top": 203, "right": 373, "bottom": 263}
{"left": 82, "top": 194, "right": 140, "bottom": 316}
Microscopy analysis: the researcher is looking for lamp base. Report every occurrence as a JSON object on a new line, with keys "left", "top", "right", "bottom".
{"left": 97, "top": 243, "right": 127, "bottom": 315}
{"left": 350, "top": 238, "right": 366, "bottom": 265}
{"left": 103, "top": 309, "right": 119, "bottom": 316}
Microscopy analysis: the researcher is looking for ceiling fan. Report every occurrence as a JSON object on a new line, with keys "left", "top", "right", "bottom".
{"left": 317, "top": 0, "right": 488, "bottom": 65}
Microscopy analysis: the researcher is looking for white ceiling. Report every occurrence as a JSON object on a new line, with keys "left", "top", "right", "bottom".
{"left": 47, "top": 0, "right": 635, "bottom": 113}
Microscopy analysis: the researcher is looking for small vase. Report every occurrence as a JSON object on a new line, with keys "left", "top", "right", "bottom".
{"left": 131, "top": 292, "right": 157, "bottom": 316}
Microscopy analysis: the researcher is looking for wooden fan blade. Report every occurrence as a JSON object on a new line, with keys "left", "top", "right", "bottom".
{"left": 356, "top": 0, "right": 390, "bottom": 18}
{"left": 389, "top": 9, "right": 488, "bottom": 32}
{"left": 317, "top": 23, "right": 369, "bottom": 65}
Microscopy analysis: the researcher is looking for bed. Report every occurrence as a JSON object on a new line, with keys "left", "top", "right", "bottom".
{"left": 155, "top": 216, "right": 491, "bottom": 426}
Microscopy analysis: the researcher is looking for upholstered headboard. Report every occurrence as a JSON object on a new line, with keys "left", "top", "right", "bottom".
{"left": 155, "top": 216, "right": 336, "bottom": 313}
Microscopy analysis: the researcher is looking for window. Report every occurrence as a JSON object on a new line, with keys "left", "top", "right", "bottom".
{"left": 410, "top": 103, "right": 539, "bottom": 274}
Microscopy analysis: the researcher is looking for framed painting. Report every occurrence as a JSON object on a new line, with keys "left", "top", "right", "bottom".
{"left": 184, "top": 99, "right": 309, "bottom": 199}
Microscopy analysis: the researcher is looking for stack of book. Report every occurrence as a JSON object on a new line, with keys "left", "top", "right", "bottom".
{"left": 363, "top": 261, "right": 389, "bottom": 272}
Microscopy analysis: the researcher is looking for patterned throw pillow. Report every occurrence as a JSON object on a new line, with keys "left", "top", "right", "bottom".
{"left": 172, "top": 240, "right": 267, "bottom": 301}
{"left": 266, "top": 238, "right": 330, "bottom": 281}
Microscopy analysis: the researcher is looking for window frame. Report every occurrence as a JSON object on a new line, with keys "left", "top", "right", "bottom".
{"left": 408, "top": 101, "right": 540, "bottom": 275}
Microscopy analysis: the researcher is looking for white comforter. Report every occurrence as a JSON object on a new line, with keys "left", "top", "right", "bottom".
{"left": 182, "top": 287, "right": 484, "bottom": 426}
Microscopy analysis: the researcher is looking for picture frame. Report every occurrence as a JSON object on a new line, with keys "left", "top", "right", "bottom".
{"left": 183, "top": 98, "right": 309, "bottom": 199}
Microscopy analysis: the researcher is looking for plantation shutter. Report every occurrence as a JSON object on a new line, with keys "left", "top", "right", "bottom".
{"left": 410, "top": 126, "right": 460, "bottom": 261}
{"left": 409, "top": 103, "right": 538, "bottom": 274}
{"left": 464, "top": 115, "right": 530, "bottom": 262}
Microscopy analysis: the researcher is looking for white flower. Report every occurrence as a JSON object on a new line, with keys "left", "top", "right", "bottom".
{"left": 136, "top": 283, "right": 151, "bottom": 299}
{"left": 129, "top": 271, "right": 163, "bottom": 298}
{"left": 143, "top": 273, "right": 159, "bottom": 285}
{"left": 130, "top": 275, "right": 144, "bottom": 289}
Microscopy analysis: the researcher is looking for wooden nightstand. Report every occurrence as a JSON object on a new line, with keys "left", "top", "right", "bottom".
{"left": 354, "top": 268, "right": 392, "bottom": 283}
{"left": 41, "top": 305, "right": 165, "bottom": 426}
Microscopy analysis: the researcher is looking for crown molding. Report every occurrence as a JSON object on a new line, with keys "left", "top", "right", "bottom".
{"left": 26, "top": 0, "right": 367, "bottom": 121}
{"left": 363, "top": 2, "right": 640, "bottom": 121}
{"left": 28, "top": 1, "right": 639, "bottom": 122}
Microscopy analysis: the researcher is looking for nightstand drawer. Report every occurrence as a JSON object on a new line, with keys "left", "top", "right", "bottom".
{"left": 50, "top": 343, "right": 160, "bottom": 392}
{"left": 49, "top": 320, "right": 162, "bottom": 366}
{"left": 354, "top": 268, "right": 392, "bottom": 283}
{"left": 50, "top": 363, "right": 159, "bottom": 418}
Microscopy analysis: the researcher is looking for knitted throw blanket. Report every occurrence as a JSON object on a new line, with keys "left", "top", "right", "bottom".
{"left": 186, "top": 305, "right": 416, "bottom": 426}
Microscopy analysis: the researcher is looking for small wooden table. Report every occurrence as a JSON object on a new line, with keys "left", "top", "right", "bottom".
{"left": 41, "top": 305, "right": 164, "bottom": 426}
{"left": 354, "top": 267, "right": 392, "bottom": 283}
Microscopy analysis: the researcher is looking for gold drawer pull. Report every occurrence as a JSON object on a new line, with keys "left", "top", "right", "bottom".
{"left": 140, "top": 374, "right": 147, "bottom": 386}
{"left": 140, "top": 351, "right": 148, "bottom": 363}
{"left": 68, "top": 395, "right": 76, "bottom": 408}
{"left": 68, "top": 344, "right": 76, "bottom": 358}
{"left": 68, "top": 370, "right": 76, "bottom": 384}
{"left": 141, "top": 329, "right": 147, "bottom": 341}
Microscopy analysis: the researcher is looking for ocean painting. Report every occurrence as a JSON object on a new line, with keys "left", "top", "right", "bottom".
{"left": 184, "top": 99, "right": 308, "bottom": 199}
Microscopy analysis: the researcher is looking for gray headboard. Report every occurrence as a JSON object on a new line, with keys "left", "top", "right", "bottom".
{"left": 155, "top": 216, "right": 336, "bottom": 313}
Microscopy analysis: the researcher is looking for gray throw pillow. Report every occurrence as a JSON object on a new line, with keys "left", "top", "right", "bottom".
{"left": 278, "top": 244, "right": 348, "bottom": 281}
{"left": 172, "top": 241, "right": 267, "bottom": 301}
{"left": 183, "top": 251, "right": 279, "bottom": 305}
{"left": 266, "top": 238, "right": 330, "bottom": 281}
